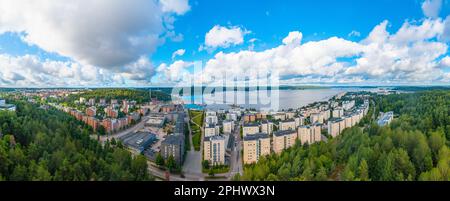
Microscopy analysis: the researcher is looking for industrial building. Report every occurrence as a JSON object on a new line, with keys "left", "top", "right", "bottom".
{"left": 0, "top": 99, "right": 16, "bottom": 112}
{"left": 120, "top": 132, "right": 157, "bottom": 154}
{"left": 377, "top": 111, "right": 394, "bottom": 126}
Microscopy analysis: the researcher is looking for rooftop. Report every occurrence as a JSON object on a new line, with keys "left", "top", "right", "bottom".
{"left": 120, "top": 132, "right": 157, "bottom": 151}
{"left": 205, "top": 124, "right": 216, "bottom": 128}
{"left": 243, "top": 133, "right": 269, "bottom": 141}
{"left": 161, "top": 134, "right": 184, "bottom": 145}
{"left": 273, "top": 129, "right": 297, "bottom": 137}
{"left": 243, "top": 122, "right": 259, "bottom": 127}
{"left": 204, "top": 134, "right": 225, "bottom": 142}
{"left": 0, "top": 104, "right": 15, "bottom": 108}
{"left": 377, "top": 111, "right": 394, "bottom": 126}
{"left": 328, "top": 118, "right": 344, "bottom": 122}
{"left": 174, "top": 113, "right": 185, "bottom": 134}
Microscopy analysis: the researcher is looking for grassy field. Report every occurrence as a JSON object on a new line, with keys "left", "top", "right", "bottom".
{"left": 191, "top": 111, "right": 203, "bottom": 125}
{"left": 184, "top": 123, "right": 191, "bottom": 151}
{"left": 192, "top": 132, "right": 201, "bottom": 151}
{"left": 189, "top": 110, "right": 204, "bottom": 151}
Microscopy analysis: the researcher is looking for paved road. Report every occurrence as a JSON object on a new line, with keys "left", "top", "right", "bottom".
{"left": 228, "top": 119, "right": 243, "bottom": 179}
{"left": 182, "top": 109, "right": 203, "bottom": 177}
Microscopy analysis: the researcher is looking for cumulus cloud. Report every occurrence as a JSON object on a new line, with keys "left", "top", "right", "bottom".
{"left": 0, "top": 54, "right": 156, "bottom": 87}
{"left": 172, "top": 49, "right": 186, "bottom": 60}
{"left": 0, "top": 0, "right": 191, "bottom": 86}
{"left": 156, "top": 60, "right": 194, "bottom": 82}
{"left": 201, "top": 25, "right": 250, "bottom": 51}
{"left": 422, "top": 0, "right": 442, "bottom": 18}
{"left": 160, "top": 0, "right": 190, "bottom": 15}
{"left": 282, "top": 31, "right": 303, "bottom": 45}
{"left": 0, "top": 54, "right": 107, "bottom": 87}
{"left": 443, "top": 16, "right": 450, "bottom": 41}
{"left": 345, "top": 18, "right": 448, "bottom": 83}
{"left": 441, "top": 56, "right": 450, "bottom": 67}
{"left": 0, "top": 0, "right": 173, "bottom": 68}
{"left": 160, "top": 18, "right": 450, "bottom": 85}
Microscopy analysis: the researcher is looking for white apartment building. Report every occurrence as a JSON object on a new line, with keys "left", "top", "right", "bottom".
{"left": 222, "top": 120, "right": 234, "bottom": 134}
{"left": 205, "top": 115, "right": 218, "bottom": 125}
{"left": 204, "top": 124, "right": 219, "bottom": 137}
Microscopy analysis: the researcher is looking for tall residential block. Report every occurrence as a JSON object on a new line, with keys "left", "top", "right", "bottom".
{"left": 243, "top": 133, "right": 270, "bottom": 164}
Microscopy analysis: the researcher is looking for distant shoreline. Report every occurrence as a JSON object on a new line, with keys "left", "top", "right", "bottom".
{"left": 1, "top": 85, "right": 450, "bottom": 91}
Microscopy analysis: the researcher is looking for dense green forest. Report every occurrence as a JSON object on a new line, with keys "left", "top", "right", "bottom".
{"left": 0, "top": 99, "right": 152, "bottom": 181}
{"left": 239, "top": 90, "right": 450, "bottom": 181}
{"left": 65, "top": 88, "right": 171, "bottom": 104}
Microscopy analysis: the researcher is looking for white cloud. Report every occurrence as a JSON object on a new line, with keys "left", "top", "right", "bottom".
{"left": 172, "top": 49, "right": 186, "bottom": 60}
{"left": 202, "top": 25, "right": 250, "bottom": 51}
{"left": 0, "top": 54, "right": 105, "bottom": 87}
{"left": 0, "top": 54, "right": 155, "bottom": 87}
{"left": 422, "top": 0, "right": 442, "bottom": 18}
{"left": 248, "top": 38, "right": 258, "bottom": 50}
{"left": 156, "top": 60, "right": 194, "bottom": 82}
{"left": 160, "top": 18, "right": 450, "bottom": 85}
{"left": 0, "top": 0, "right": 190, "bottom": 87}
{"left": 282, "top": 31, "right": 303, "bottom": 45}
{"left": 348, "top": 30, "right": 361, "bottom": 37}
{"left": 346, "top": 19, "right": 447, "bottom": 82}
{"left": 198, "top": 34, "right": 362, "bottom": 84}
{"left": 362, "top": 20, "right": 390, "bottom": 44}
{"left": 389, "top": 19, "right": 444, "bottom": 44}
{"left": 160, "top": 0, "right": 190, "bottom": 15}
{"left": 443, "top": 16, "right": 450, "bottom": 41}
{"left": 0, "top": 0, "right": 190, "bottom": 70}
{"left": 441, "top": 56, "right": 450, "bottom": 67}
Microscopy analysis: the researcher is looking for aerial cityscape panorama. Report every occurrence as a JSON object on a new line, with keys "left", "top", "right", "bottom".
{"left": 0, "top": 0, "right": 449, "bottom": 200}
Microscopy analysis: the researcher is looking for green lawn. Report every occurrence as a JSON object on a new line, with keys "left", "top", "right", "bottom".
{"left": 190, "top": 111, "right": 203, "bottom": 126}
{"left": 192, "top": 133, "right": 201, "bottom": 151}
{"left": 189, "top": 110, "right": 204, "bottom": 151}
{"left": 184, "top": 123, "right": 191, "bottom": 151}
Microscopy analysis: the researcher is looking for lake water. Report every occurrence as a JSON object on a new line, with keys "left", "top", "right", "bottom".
{"left": 181, "top": 87, "right": 381, "bottom": 111}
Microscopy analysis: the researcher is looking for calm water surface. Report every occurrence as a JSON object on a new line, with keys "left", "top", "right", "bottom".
{"left": 182, "top": 87, "right": 380, "bottom": 111}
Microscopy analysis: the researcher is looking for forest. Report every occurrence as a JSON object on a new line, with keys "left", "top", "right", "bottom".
{"left": 65, "top": 88, "right": 171, "bottom": 104}
{"left": 238, "top": 90, "right": 450, "bottom": 181}
{"left": 0, "top": 99, "right": 152, "bottom": 181}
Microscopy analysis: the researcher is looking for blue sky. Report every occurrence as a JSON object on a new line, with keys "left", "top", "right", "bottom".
{"left": 155, "top": 0, "right": 450, "bottom": 63}
{"left": 0, "top": 0, "right": 449, "bottom": 87}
